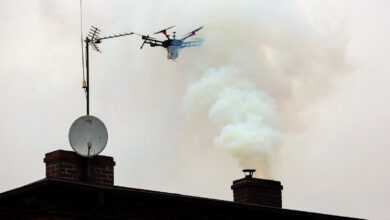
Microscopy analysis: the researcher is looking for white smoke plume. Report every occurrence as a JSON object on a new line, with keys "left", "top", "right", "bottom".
{"left": 177, "top": 1, "right": 347, "bottom": 177}
{"left": 101, "top": 0, "right": 348, "bottom": 178}
{"left": 183, "top": 66, "right": 283, "bottom": 177}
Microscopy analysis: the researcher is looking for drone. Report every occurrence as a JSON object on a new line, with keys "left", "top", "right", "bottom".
{"left": 135, "top": 26, "right": 204, "bottom": 60}
{"left": 82, "top": 25, "right": 204, "bottom": 115}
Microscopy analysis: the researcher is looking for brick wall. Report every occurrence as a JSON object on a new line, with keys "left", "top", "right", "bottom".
{"left": 44, "top": 150, "right": 115, "bottom": 185}
{"left": 231, "top": 177, "right": 283, "bottom": 208}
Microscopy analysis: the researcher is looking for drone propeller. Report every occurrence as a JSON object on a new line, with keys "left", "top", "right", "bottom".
{"left": 140, "top": 35, "right": 150, "bottom": 49}
{"left": 181, "top": 26, "right": 204, "bottom": 41}
{"left": 154, "top": 25, "right": 175, "bottom": 35}
{"left": 185, "top": 26, "right": 203, "bottom": 36}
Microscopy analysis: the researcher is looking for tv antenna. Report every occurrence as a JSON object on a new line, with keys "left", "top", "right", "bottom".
{"left": 82, "top": 26, "right": 134, "bottom": 115}
{"left": 68, "top": 26, "right": 134, "bottom": 159}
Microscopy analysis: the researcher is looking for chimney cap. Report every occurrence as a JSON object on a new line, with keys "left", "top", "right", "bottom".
{"left": 242, "top": 169, "right": 256, "bottom": 178}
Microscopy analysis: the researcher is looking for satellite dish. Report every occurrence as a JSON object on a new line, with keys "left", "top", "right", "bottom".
{"left": 69, "top": 115, "right": 108, "bottom": 157}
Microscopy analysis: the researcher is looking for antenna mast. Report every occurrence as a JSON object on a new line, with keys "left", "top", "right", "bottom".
{"left": 82, "top": 26, "right": 134, "bottom": 115}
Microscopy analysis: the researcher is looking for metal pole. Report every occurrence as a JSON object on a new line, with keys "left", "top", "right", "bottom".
{"left": 85, "top": 37, "right": 90, "bottom": 115}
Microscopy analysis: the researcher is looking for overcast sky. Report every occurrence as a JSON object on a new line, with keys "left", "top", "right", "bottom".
{"left": 0, "top": 1, "right": 389, "bottom": 219}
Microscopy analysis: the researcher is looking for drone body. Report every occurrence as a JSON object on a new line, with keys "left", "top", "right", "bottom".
{"left": 137, "top": 26, "right": 204, "bottom": 60}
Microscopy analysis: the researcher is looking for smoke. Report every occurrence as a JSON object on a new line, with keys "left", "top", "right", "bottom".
{"left": 177, "top": 1, "right": 347, "bottom": 177}
{"left": 183, "top": 66, "right": 282, "bottom": 177}
{"left": 100, "top": 0, "right": 348, "bottom": 178}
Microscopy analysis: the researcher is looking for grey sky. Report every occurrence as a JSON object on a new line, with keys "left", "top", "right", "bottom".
{"left": 0, "top": 1, "right": 389, "bottom": 219}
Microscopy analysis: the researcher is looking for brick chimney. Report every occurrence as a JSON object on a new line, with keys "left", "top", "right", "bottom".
{"left": 231, "top": 169, "right": 283, "bottom": 208}
{"left": 44, "top": 150, "right": 115, "bottom": 185}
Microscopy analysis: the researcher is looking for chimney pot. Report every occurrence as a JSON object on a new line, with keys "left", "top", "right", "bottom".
{"left": 242, "top": 169, "right": 256, "bottom": 178}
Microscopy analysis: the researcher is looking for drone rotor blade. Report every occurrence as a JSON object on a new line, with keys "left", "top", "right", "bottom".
{"left": 185, "top": 26, "right": 203, "bottom": 36}
{"left": 153, "top": 25, "right": 175, "bottom": 35}
{"left": 180, "top": 26, "right": 204, "bottom": 41}
{"left": 140, "top": 41, "right": 146, "bottom": 49}
{"left": 140, "top": 35, "right": 150, "bottom": 49}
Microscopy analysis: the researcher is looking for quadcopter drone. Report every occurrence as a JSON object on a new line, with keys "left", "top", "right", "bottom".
{"left": 135, "top": 26, "right": 204, "bottom": 60}
{"left": 87, "top": 25, "right": 203, "bottom": 61}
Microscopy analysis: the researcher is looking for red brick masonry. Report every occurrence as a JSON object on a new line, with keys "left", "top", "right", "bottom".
{"left": 44, "top": 150, "right": 115, "bottom": 185}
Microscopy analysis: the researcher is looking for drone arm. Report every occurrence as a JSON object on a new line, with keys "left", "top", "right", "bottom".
{"left": 180, "top": 33, "right": 193, "bottom": 42}
{"left": 139, "top": 34, "right": 164, "bottom": 49}
{"left": 163, "top": 32, "right": 170, "bottom": 40}
{"left": 141, "top": 40, "right": 164, "bottom": 49}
